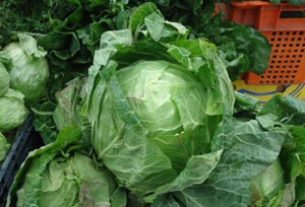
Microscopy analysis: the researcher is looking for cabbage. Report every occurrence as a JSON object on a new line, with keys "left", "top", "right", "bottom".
{"left": 0, "top": 89, "right": 28, "bottom": 132}
{"left": 2, "top": 34, "right": 49, "bottom": 102}
{"left": 86, "top": 3, "right": 236, "bottom": 199}
{"left": 16, "top": 153, "right": 117, "bottom": 207}
{"left": 0, "top": 132, "right": 10, "bottom": 162}
{"left": 0, "top": 62, "right": 9, "bottom": 97}
{"left": 5, "top": 4, "right": 289, "bottom": 207}
{"left": 85, "top": 4, "right": 286, "bottom": 206}
{"left": 53, "top": 78, "right": 89, "bottom": 131}
{"left": 7, "top": 127, "right": 126, "bottom": 207}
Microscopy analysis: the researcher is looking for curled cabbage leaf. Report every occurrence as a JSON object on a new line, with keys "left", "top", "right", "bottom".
{"left": 2, "top": 34, "right": 49, "bottom": 102}
{"left": 0, "top": 89, "right": 28, "bottom": 132}
{"left": 53, "top": 78, "right": 89, "bottom": 131}
{"left": 0, "top": 62, "right": 9, "bottom": 97}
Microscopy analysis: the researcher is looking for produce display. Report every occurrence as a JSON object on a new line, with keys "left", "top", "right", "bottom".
{"left": 0, "top": 0, "right": 305, "bottom": 207}
{"left": 0, "top": 34, "right": 49, "bottom": 163}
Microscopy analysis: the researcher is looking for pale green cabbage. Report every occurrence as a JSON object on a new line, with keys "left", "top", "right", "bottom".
{"left": 2, "top": 34, "right": 49, "bottom": 102}
{"left": 0, "top": 89, "right": 28, "bottom": 132}
{"left": 7, "top": 127, "right": 126, "bottom": 207}
{"left": 87, "top": 12, "right": 235, "bottom": 198}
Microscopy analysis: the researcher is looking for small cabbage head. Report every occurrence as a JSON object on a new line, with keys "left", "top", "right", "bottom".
{"left": 0, "top": 62, "right": 9, "bottom": 97}
{"left": 0, "top": 89, "right": 28, "bottom": 132}
{"left": 16, "top": 153, "right": 117, "bottom": 207}
{"left": 2, "top": 34, "right": 49, "bottom": 102}
{"left": 0, "top": 132, "right": 10, "bottom": 162}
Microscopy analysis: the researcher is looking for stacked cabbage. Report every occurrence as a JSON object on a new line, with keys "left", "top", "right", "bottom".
{"left": 0, "top": 34, "right": 49, "bottom": 161}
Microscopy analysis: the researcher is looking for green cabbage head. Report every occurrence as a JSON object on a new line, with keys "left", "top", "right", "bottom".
{"left": 6, "top": 127, "right": 125, "bottom": 207}
{"left": 0, "top": 89, "right": 28, "bottom": 132}
{"left": 0, "top": 132, "right": 10, "bottom": 162}
{"left": 88, "top": 6, "right": 235, "bottom": 201}
{"left": 88, "top": 40, "right": 234, "bottom": 197}
{"left": 2, "top": 33, "right": 49, "bottom": 102}
{"left": 0, "top": 62, "right": 9, "bottom": 97}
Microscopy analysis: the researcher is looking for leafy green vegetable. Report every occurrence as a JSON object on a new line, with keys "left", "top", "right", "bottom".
{"left": 234, "top": 91, "right": 259, "bottom": 115}
{"left": 257, "top": 95, "right": 305, "bottom": 129}
{"left": 32, "top": 101, "right": 58, "bottom": 144}
{"left": 1, "top": 34, "right": 49, "bottom": 102}
{"left": 254, "top": 96, "right": 305, "bottom": 206}
{"left": 0, "top": 89, "right": 28, "bottom": 133}
{"left": 2, "top": 2, "right": 289, "bottom": 206}
{"left": 0, "top": 132, "right": 10, "bottom": 162}
{"left": 0, "top": 62, "right": 9, "bottom": 97}
{"left": 7, "top": 126, "right": 126, "bottom": 207}
{"left": 199, "top": 18, "right": 271, "bottom": 80}
{"left": 169, "top": 118, "right": 286, "bottom": 207}
{"left": 251, "top": 160, "right": 285, "bottom": 206}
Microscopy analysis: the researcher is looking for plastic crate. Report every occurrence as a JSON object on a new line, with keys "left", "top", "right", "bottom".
{"left": 0, "top": 116, "right": 43, "bottom": 207}
{"left": 230, "top": 1, "right": 305, "bottom": 84}
{"left": 215, "top": 3, "right": 231, "bottom": 19}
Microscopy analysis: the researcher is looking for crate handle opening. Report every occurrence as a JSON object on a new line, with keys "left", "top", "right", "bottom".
{"left": 280, "top": 10, "right": 305, "bottom": 19}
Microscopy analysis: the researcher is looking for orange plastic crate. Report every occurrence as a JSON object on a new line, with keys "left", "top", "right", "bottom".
{"left": 230, "top": 1, "right": 305, "bottom": 84}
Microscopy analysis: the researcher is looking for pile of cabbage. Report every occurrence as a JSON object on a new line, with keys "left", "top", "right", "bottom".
{"left": 0, "top": 34, "right": 49, "bottom": 162}
{"left": 5, "top": 3, "right": 305, "bottom": 207}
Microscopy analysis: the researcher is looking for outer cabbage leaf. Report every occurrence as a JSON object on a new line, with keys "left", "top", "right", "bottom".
{"left": 277, "top": 126, "right": 305, "bottom": 206}
{"left": 257, "top": 95, "right": 305, "bottom": 129}
{"left": 53, "top": 77, "right": 89, "bottom": 131}
{"left": 234, "top": 91, "right": 259, "bottom": 120}
{"left": 251, "top": 160, "right": 285, "bottom": 206}
{"left": 200, "top": 18, "right": 271, "bottom": 80}
{"left": 16, "top": 153, "right": 115, "bottom": 207}
{"left": 86, "top": 4, "right": 234, "bottom": 201}
{"left": 256, "top": 95, "right": 305, "bottom": 205}
{"left": 172, "top": 118, "right": 286, "bottom": 207}
{"left": 151, "top": 194, "right": 182, "bottom": 207}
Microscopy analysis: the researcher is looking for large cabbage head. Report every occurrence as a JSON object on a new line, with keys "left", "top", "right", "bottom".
{"left": 0, "top": 62, "right": 9, "bottom": 97}
{"left": 87, "top": 5, "right": 235, "bottom": 200}
{"left": 2, "top": 33, "right": 49, "bottom": 102}
{"left": 0, "top": 89, "right": 28, "bottom": 132}
{"left": 88, "top": 29, "right": 234, "bottom": 197}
